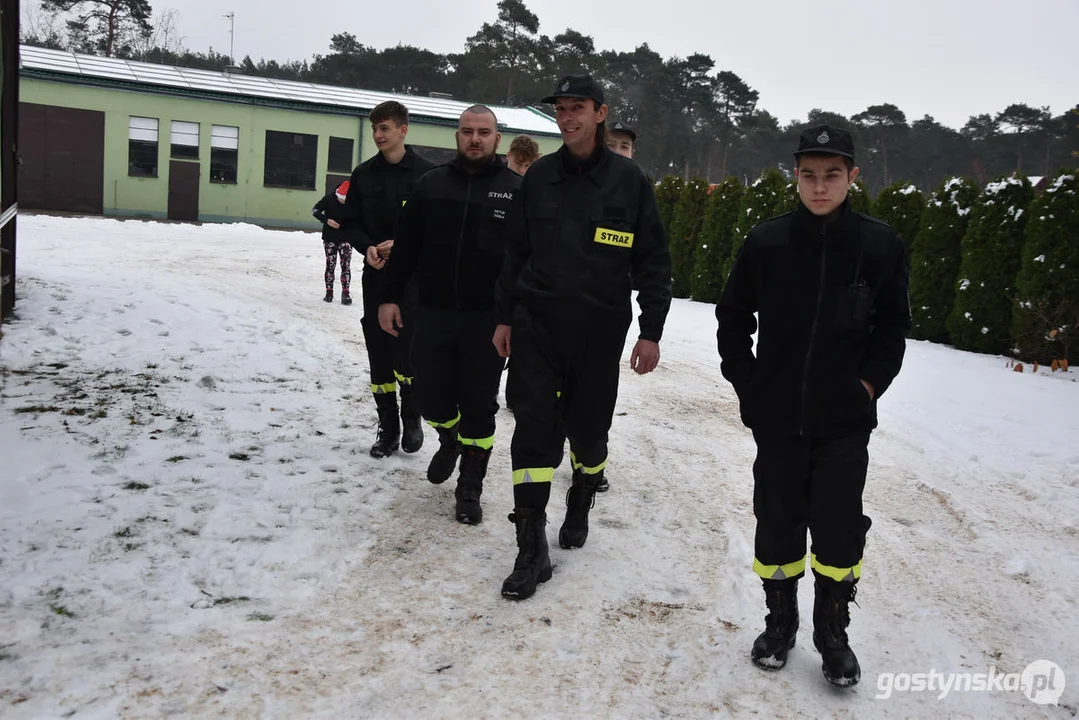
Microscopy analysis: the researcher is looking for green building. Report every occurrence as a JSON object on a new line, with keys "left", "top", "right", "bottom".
{"left": 18, "top": 45, "right": 562, "bottom": 229}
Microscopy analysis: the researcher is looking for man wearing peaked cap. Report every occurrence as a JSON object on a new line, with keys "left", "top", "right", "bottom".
{"left": 607, "top": 121, "right": 637, "bottom": 159}
{"left": 492, "top": 73, "right": 672, "bottom": 601}
{"left": 717, "top": 123, "right": 911, "bottom": 688}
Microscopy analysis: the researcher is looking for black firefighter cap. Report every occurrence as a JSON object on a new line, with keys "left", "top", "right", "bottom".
{"left": 610, "top": 121, "right": 637, "bottom": 141}
{"left": 542, "top": 74, "right": 605, "bottom": 105}
{"left": 793, "top": 124, "right": 855, "bottom": 160}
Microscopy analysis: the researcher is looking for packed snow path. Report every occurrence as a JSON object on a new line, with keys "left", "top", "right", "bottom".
{"left": 1, "top": 216, "right": 1076, "bottom": 718}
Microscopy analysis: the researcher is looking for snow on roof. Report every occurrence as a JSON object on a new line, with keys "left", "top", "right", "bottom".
{"left": 19, "top": 45, "right": 561, "bottom": 137}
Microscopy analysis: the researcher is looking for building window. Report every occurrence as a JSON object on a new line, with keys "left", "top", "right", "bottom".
{"left": 128, "top": 116, "right": 159, "bottom": 177}
{"left": 170, "top": 120, "right": 200, "bottom": 159}
{"left": 328, "top": 136, "right": 354, "bottom": 173}
{"left": 412, "top": 145, "right": 457, "bottom": 165}
{"left": 263, "top": 130, "right": 317, "bottom": 190}
{"left": 210, "top": 125, "right": 239, "bottom": 184}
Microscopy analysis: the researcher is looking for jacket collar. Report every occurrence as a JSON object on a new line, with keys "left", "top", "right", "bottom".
{"left": 551, "top": 142, "right": 612, "bottom": 186}
{"left": 794, "top": 196, "right": 853, "bottom": 237}
{"left": 371, "top": 145, "right": 418, "bottom": 170}
{"left": 448, "top": 154, "right": 507, "bottom": 177}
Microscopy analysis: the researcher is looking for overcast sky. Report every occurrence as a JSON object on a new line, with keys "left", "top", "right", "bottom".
{"left": 82, "top": 0, "right": 1079, "bottom": 129}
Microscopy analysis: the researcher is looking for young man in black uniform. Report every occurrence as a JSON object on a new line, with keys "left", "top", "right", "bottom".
{"left": 493, "top": 75, "right": 672, "bottom": 600}
{"left": 606, "top": 121, "right": 636, "bottom": 160}
{"left": 717, "top": 125, "right": 910, "bottom": 687}
{"left": 345, "top": 101, "right": 437, "bottom": 459}
{"left": 379, "top": 106, "right": 520, "bottom": 525}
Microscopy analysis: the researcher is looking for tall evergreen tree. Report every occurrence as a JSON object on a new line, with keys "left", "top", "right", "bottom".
{"left": 909, "top": 177, "right": 979, "bottom": 342}
{"left": 1012, "top": 171, "right": 1079, "bottom": 363}
{"left": 691, "top": 178, "right": 745, "bottom": 303}
{"left": 668, "top": 177, "right": 710, "bottom": 298}
{"left": 947, "top": 175, "right": 1034, "bottom": 355}
{"left": 724, "top": 168, "right": 788, "bottom": 280}
{"left": 43, "top": 0, "right": 152, "bottom": 57}
{"left": 849, "top": 180, "right": 874, "bottom": 215}
{"left": 654, "top": 175, "right": 684, "bottom": 243}
{"left": 873, "top": 182, "right": 925, "bottom": 254}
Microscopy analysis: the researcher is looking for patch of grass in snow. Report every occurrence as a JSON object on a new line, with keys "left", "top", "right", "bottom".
{"left": 229, "top": 452, "right": 250, "bottom": 461}
{"left": 114, "top": 526, "right": 135, "bottom": 538}
{"left": 247, "top": 612, "right": 274, "bottom": 622}
{"left": 12, "top": 405, "right": 61, "bottom": 414}
{"left": 180, "top": 527, "right": 200, "bottom": 536}
{"left": 123, "top": 481, "right": 150, "bottom": 491}
{"left": 166, "top": 455, "right": 189, "bottom": 463}
{"left": 49, "top": 604, "right": 75, "bottom": 618}
{"left": 214, "top": 596, "right": 251, "bottom": 606}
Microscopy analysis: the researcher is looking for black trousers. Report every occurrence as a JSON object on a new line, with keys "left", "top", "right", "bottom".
{"left": 751, "top": 431, "right": 872, "bottom": 583}
{"left": 361, "top": 267, "right": 414, "bottom": 395}
{"left": 412, "top": 308, "right": 506, "bottom": 444}
{"left": 509, "top": 304, "right": 632, "bottom": 485}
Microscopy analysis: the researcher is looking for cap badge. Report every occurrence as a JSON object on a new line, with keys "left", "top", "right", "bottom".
{"left": 560, "top": 81, "right": 570, "bottom": 92}
{"left": 817, "top": 131, "right": 830, "bottom": 144}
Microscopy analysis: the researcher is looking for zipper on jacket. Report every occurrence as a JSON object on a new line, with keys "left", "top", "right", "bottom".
{"left": 454, "top": 178, "right": 473, "bottom": 311}
{"left": 799, "top": 232, "right": 829, "bottom": 436}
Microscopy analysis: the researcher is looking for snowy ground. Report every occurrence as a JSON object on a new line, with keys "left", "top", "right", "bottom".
{"left": 1, "top": 214, "right": 1077, "bottom": 719}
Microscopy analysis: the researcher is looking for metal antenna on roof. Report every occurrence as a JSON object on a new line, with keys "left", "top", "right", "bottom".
{"left": 223, "top": 12, "right": 235, "bottom": 64}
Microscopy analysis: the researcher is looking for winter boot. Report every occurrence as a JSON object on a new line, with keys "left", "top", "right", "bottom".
{"left": 455, "top": 445, "right": 491, "bottom": 525}
{"left": 399, "top": 384, "right": 424, "bottom": 454}
{"left": 369, "top": 394, "right": 401, "bottom": 458}
{"left": 558, "top": 470, "right": 602, "bottom": 549}
{"left": 812, "top": 576, "right": 861, "bottom": 687}
{"left": 323, "top": 288, "right": 334, "bottom": 303}
{"left": 595, "top": 475, "right": 610, "bottom": 492}
{"left": 751, "top": 578, "right": 800, "bottom": 670}
{"left": 427, "top": 426, "right": 461, "bottom": 484}
{"left": 501, "top": 509, "right": 553, "bottom": 600}
{"left": 341, "top": 291, "right": 353, "bottom": 306}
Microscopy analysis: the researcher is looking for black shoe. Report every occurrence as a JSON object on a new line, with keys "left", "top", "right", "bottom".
{"left": 595, "top": 476, "right": 610, "bottom": 492}
{"left": 323, "top": 289, "right": 334, "bottom": 303}
{"left": 501, "top": 509, "right": 553, "bottom": 600}
{"left": 812, "top": 575, "right": 861, "bottom": 687}
{"left": 341, "top": 292, "right": 353, "bottom": 306}
{"left": 400, "top": 384, "right": 423, "bottom": 454}
{"left": 427, "top": 426, "right": 461, "bottom": 484}
{"left": 455, "top": 446, "right": 491, "bottom": 525}
{"left": 558, "top": 471, "right": 601, "bottom": 549}
{"left": 369, "top": 395, "right": 400, "bottom": 458}
{"left": 751, "top": 578, "right": 800, "bottom": 671}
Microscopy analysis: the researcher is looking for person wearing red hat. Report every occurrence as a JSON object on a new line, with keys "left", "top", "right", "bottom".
{"left": 311, "top": 180, "right": 355, "bottom": 305}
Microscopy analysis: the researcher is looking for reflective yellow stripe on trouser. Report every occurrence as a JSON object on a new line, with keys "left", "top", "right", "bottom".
{"left": 371, "top": 382, "right": 396, "bottom": 395}
{"left": 427, "top": 413, "right": 460, "bottom": 429}
{"left": 460, "top": 435, "right": 494, "bottom": 450}
{"left": 569, "top": 451, "right": 607, "bottom": 476}
{"left": 513, "top": 468, "right": 555, "bottom": 485}
{"left": 394, "top": 371, "right": 413, "bottom": 387}
{"left": 753, "top": 556, "right": 807, "bottom": 581}
{"left": 811, "top": 553, "right": 862, "bottom": 583}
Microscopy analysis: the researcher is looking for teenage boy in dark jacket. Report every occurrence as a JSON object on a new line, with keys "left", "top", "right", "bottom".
{"left": 717, "top": 124, "right": 911, "bottom": 688}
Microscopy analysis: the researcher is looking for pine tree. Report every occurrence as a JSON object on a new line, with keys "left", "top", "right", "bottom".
{"left": 1012, "top": 171, "right": 1079, "bottom": 363}
{"left": 909, "top": 177, "right": 979, "bottom": 343}
{"left": 691, "top": 177, "right": 745, "bottom": 304}
{"left": 668, "top": 177, "right": 710, "bottom": 298}
{"left": 724, "top": 168, "right": 788, "bottom": 281}
{"left": 654, "top": 175, "right": 684, "bottom": 245}
{"left": 849, "top": 180, "right": 874, "bottom": 215}
{"left": 947, "top": 175, "right": 1034, "bottom": 355}
{"left": 873, "top": 182, "right": 925, "bottom": 254}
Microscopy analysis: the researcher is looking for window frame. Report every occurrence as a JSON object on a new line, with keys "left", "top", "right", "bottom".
{"left": 128, "top": 116, "right": 160, "bottom": 178}
{"left": 209, "top": 124, "right": 240, "bottom": 185}
{"left": 263, "top": 130, "right": 319, "bottom": 191}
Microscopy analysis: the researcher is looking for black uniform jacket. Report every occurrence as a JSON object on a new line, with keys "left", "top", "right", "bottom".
{"left": 496, "top": 145, "right": 672, "bottom": 343}
{"left": 717, "top": 199, "right": 911, "bottom": 438}
{"left": 382, "top": 156, "right": 522, "bottom": 312}
{"left": 311, "top": 192, "right": 357, "bottom": 243}
{"left": 344, "top": 146, "right": 437, "bottom": 256}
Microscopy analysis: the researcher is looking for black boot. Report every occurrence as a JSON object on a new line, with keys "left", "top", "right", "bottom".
{"left": 812, "top": 576, "right": 861, "bottom": 687}
{"left": 455, "top": 446, "right": 491, "bottom": 525}
{"left": 751, "top": 578, "right": 800, "bottom": 670}
{"left": 399, "top": 384, "right": 424, "bottom": 454}
{"left": 558, "top": 470, "right": 602, "bottom": 549}
{"left": 323, "top": 288, "right": 334, "bottom": 303}
{"left": 501, "top": 509, "right": 553, "bottom": 600}
{"left": 341, "top": 291, "right": 353, "bottom": 306}
{"left": 369, "top": 394, "right": 400, "bottom": 458}
{"left": 427, "top": 426, "right": 461, "bottom": 484}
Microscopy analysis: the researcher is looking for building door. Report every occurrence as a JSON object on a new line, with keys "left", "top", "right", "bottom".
{"left": 167, "top": 161, "right": 200, "bottom": 222}
{"left": 18, "top": 103, "right": 105, "bottom": 214}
